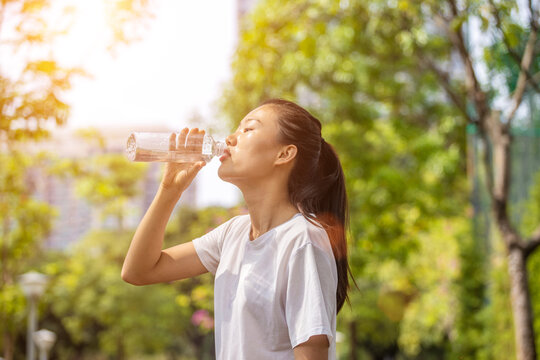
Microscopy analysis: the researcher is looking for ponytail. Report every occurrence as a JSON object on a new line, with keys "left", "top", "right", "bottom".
{"left": 260, "top": 98, "right": 353, "bottom": 313}
{"left": 315, "top": 140, "right": 351, "bottom": 313}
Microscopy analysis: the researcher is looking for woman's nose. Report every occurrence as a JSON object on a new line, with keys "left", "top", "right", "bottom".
{"left": 226, "top": 133, "right": 236, "bottom": 146}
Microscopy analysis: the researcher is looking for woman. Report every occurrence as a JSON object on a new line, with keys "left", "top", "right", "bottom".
{"left": 122, "top": 99, "right": 352, "bottom": 360}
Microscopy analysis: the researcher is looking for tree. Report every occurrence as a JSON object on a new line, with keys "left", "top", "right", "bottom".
{"left": 400, "top": 1, "right": 540, "bottom": 358}
{"left": 0, "top": 1, "right": 153, "bottom": 358}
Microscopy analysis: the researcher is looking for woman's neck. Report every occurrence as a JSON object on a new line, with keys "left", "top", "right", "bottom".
{"left": 239, "top": 180, "right": 299, "bottom": 240}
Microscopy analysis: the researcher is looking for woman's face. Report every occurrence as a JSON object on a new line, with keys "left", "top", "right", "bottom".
{"left": 218, "top": 105, "right": 286, "bottom": 184}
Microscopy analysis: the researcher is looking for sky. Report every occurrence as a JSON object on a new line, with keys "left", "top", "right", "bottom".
{"left": 54, "top": 0, "right": 242, "bottom": 207}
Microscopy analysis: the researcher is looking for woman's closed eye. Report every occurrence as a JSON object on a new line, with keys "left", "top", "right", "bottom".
{"left": 242, "top": 128, "right": 253, "bottom": 133}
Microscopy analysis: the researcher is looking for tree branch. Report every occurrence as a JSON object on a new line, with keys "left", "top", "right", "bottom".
{"left": 442, "top": 0, "right": 490, "bottom": 123}
{"left": 447, "top": 0, "right": 460, "bottom": 17}
{"left": 528, "top": 0, "right": 538, "bottom": 31}
{"left": 525, "top": 225, "right": 540, "bottom": 258}
{"left": 505, "top": 28, "right": 538, "bottom": 123}
{"left": 417, "top": 55, "right": 475, "bottom": 123}
{"left": 484, "top": 110, "right": 528, "bottom": 253}
{"left": 488, "top": 0, "right": 540, "bottom": 94}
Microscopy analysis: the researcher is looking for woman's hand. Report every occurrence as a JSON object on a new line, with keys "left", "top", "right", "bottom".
{"left": 160, "top": 127, "right": 206, "bottom": 195}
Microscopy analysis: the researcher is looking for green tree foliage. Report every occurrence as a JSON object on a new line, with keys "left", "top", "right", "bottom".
{"left": 452, "top": 219, "right": 488, "bottom": 359}
{"left": 0, "top": 151, "right": 56, "bottom": 359}
{"left": 43, "top": 230, "right": 183, "bottom": 359}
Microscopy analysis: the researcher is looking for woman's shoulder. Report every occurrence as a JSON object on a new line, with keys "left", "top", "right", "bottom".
{"left": 280, "top": 214, "right": 333, "bottom": 255}
{"left": 283, "top": 213, "right": 328, "bottom": 236}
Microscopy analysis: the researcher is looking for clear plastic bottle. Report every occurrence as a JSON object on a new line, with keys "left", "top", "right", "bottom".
{"left": 126, "top": 132, "right": 226, "bottom": 163}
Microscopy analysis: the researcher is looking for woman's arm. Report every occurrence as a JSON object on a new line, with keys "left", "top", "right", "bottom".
{"left": 121, "top": 185, "right": 208, "bottom": 285}
{"left": 293, "top": 335, "right": 329, "bottom": 360}
{"left": 121, "top": 128, "right": 209, "bottom": 285}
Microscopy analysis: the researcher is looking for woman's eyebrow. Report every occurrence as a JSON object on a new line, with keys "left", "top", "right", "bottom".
{"left": 240, "top": 118, "right": 262, "bottom": 126}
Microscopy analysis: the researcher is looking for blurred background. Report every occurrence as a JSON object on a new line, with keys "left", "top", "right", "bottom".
{"left": 1, "top": 0, "right": 539, "bottom": 359}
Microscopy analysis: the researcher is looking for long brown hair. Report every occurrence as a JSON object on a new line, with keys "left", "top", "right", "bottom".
{"left": 261, "top": 98, "right": 353, "bottom": 313}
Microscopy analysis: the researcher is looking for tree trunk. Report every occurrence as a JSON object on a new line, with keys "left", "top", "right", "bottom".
{"left": 484, "top": 109, "right": 537, "bottom": 360}
{"left": 507, "top": 246, "right": 537, "bottom": 360}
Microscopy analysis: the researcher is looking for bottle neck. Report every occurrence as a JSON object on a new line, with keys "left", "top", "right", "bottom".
{"left": 214, "top": 140, "right": 226, "bottom": 157}
{"left": 203, "top": 134, "right": 226, "bottom": 158}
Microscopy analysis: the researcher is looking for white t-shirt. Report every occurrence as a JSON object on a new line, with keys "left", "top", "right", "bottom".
{"left": 192, "top": 212, "right": 338, "bottom": 360}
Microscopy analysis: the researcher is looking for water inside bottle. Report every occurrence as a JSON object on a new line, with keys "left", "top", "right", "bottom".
{"left": 126, "top": 133, "right": 220, "bottom": 163}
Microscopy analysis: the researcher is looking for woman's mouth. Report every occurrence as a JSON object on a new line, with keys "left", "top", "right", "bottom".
{"left": 219, "top": 149, "right": 231, "bottom": 162}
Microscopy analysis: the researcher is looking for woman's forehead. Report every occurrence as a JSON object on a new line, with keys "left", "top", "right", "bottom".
{"left": 242, "top": 105, "right": 278, "bottom": 126}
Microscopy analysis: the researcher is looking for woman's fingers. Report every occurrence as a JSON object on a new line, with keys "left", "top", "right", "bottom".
{"left": 195, "top": 129, "right": 205, "bottom": 152}
{"left": 186, "top": 128, "right": 201, "bottom": 152}
{"left": 176, "top": 128, "right": 189, "bottom": 150}
{"left": 168, "top": 133, "right": 176, "bottom": 151}
{"left": 174, "top": 128, "right": 205, "bottom": 155}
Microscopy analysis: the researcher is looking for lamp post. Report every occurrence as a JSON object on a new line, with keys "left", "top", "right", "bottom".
{"left": 33, "top": 330, "right": 56, "bottom": 360}
{"left": 18, "top": 272, "right": 49, "bottom": 360}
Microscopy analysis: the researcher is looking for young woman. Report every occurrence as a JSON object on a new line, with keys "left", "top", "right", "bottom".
{"left": 122, "top": 99, "right": 352, "bottom": 360}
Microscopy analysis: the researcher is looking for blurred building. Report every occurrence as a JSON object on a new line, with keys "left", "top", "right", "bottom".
{"left": 28, "top": 126, "right": 197, "bottom": 250}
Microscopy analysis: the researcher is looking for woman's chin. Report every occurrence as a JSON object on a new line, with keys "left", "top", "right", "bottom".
{"left": 218, "top": 168, "right": 245, "bottom": 187}
{"left": 217, "top": 167, "right": 233, "bottom": 183}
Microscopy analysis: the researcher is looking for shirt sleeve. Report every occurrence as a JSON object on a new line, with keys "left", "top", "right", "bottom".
{"left": 192, "top": 217, "right": 236, "bottom": 275}
{"left": 285, "top": 242, "right": 338, "bottom": 348}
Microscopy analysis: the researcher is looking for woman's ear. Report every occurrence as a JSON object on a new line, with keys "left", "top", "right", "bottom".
{"left": 275, "top": 144, "right": 297, "bottom": 165}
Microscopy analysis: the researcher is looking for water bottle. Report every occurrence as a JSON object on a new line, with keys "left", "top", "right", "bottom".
{"left": 126, "top": 132, "right": 227, "bottom": 163}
